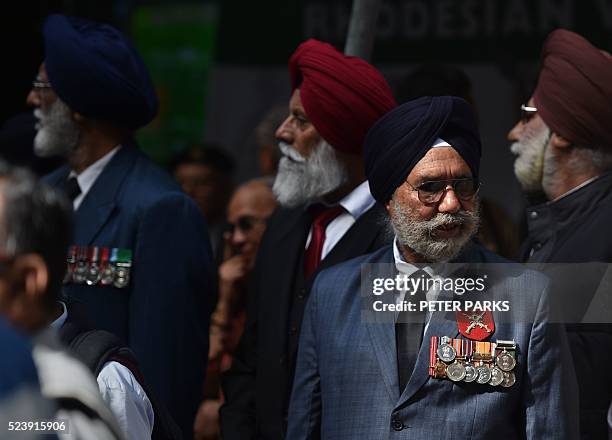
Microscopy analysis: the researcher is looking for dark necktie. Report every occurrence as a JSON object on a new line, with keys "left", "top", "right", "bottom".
{"left": 396, "top": 268, "right": 430, "bottom": 393}
{"left": 303, "top": 205, "right": 345, "bottom": 279}
{"left": 62, "top": 176, "right": 82, "bottom": 202}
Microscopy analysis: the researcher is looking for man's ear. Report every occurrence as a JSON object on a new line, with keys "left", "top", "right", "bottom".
{"left": 12, "top": 254, "right": 49, "bottom": 301}
{"left": 550, "top": 132, "right": 572, "bottom": 149}
{"left": 385, "top": 199, "right": 392, "bottom": 212}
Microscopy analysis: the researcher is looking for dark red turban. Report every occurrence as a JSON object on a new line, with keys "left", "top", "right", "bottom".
{"left": 533, "top": 29, "right": 612, "bottom": 149}
{"left": 288, "top": 39, "right": 396, "bottom": 155}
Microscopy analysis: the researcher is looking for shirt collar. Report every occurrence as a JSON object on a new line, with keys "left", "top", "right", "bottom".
{"left": 338, "top": 180, "right": 375, "bottom": 220}
{"left": 393, "top": 237, "right": 429, "bottom": 276}
{"left": 393, "top": 236, "right": 460, "bottom": 278}
{"left": 548, "top": 174, "right": 602, "bottom": 204}
{"left": 49, "top": 301, "right": 68, "bottom": 332}
{"left": 69, "top": 145, "right": 121, "bottom": 198}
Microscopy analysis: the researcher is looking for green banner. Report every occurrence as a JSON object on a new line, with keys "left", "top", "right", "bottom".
{"left": 132, "top": 3, "right": 218, "bottom": 164}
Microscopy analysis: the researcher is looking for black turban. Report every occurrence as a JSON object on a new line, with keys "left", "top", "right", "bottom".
{"left": 364, "top": 96, "right": 481, "bottom": 203}
{"left": 43, "top": 14, "right": 158, "bottom": 129}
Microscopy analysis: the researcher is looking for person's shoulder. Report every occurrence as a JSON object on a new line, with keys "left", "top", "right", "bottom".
{"left": 464, "top": 242, "right": 550, "bottom": 296}
{"left": 98, "top": 361, "right": 148, "bottom": 399}
{"left": 32, "top": 332, "right": 120, "bottom": 431}
{"left": 117, "top": 149, "right": 201, "bottom": 214}
{"left": 122, "top": 149, "right": 181, "bottom": 195}
{"left": 0, "top": 318, "right": 39, "bottom": 392}
{"left": 314, "top": 246, "right": 393, "bottom": 288}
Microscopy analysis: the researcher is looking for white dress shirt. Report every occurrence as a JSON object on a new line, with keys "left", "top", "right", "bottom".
{"left": 51, "top": 303, "right": 154, "bottom": 439}
{"left": 70, "top": 146, "right": 121, "bottom": 210}
{"left": 305, "top": 180, "right": 376, "bottom": 259}
{"left": 392, "top": 238, "right": 441, "bottom": 335}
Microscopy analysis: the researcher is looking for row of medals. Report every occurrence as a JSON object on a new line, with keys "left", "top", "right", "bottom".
{"left": 64, "top": 246, "right": 131, "bottom": 289}
{"left": 430, "top": 336, "right": 517, "bottom": 387}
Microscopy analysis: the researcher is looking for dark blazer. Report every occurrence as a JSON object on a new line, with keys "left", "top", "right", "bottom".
{"left": 520, "top": 172, "right": 612, "bottom": 439}
{"left": 44, "top": 142, "right": 214, "bottom": 439}
{"left": 220, "top": 202, "right": 390, "bottom": 439}
{"left": 288, "top": 245, "right": 579, "bottom": 439}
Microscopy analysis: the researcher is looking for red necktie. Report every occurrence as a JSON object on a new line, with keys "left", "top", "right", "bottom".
{"left": 303, "top": 205, "right": 345, "bottom": 279}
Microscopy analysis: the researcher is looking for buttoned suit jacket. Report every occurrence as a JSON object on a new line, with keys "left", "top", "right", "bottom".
{"left": 287, "top": 244, "right": 579, "bottom": 440}
{"left": 44, "top": 142, "right": 214, "bottom": 438}
{"left": 220, "top": 203, "right": 390, "bottom": 439}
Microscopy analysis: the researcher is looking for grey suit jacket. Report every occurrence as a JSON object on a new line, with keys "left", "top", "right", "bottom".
{"left": 287, "top": 244, "right": 579, "bottom": 439}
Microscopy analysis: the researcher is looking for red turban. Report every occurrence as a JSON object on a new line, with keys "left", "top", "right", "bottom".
{"left": 533, "top": 29, "right": 612, "bottom": 149}
{"left": 288, "top": 39, "right": 397, "bottom": 155}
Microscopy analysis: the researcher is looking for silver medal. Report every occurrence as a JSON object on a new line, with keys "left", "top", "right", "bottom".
{"left": 489, "top": 366, "right": 504, "bottom": 386}
{"left": 496, "top": 351, "right": 516, "bottom": 372}
{"left": 113, "top": 267, "right": 130, "bottom": 289}
{"left": 447, "top": 361, "right": 466, "bottom": 382}
{"left": 501, "top": 371, "right": 516, "bottom": 388}
{"left": 437, "top": 337, "right": 456, "bottom": 363}
{"left": 463, "top": 363, "right": 478, "bottom": 382}
{"left": 86, "top": 264, "right": 101, "bottom": 286}
{"left": 73, "top": 262, "right": 88, "bottom": 284}
{"left": 476, "top": 365, "right": 491, "bottom": 384}
{"left": 100, "top": 264, "right": 115, "bottom": 286}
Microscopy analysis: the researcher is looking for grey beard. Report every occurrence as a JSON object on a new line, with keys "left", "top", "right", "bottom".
{"left": 272, "top": 140, "right": 348, "bottom": 207}
{"left": 33, "top": 99, "right": 80, "bottom": 158}
{"left": 389, "top": 196, "right": 480, "bottom": 263}
{"left": 510, "top": 126, "right": 550, "bottom": 192}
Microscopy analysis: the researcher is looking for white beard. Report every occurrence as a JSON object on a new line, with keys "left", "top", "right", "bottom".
{"left": 33, "top": 99, "right": 80, "bottom": 158}
{"left": 272, "top": 140, "right": 348, "bottom": 207}
{"left": 389, "top": 195, "right": 480, "bottom": 262}
{"left": 510, "top": 124, "right": 550, "bottom": 192}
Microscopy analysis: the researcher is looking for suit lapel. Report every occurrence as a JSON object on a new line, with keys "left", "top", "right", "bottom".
{"left": 397, "top": 301, "right": 460, "bottom": 406}
{"left": 267, "top": 208, "right": 313, "bottom": 331}
{"left": 317, "top": 203, "right": 386, "bottom": 273}
{"left": 396, "top": 243, "right": 487, "bottom": 406}
{"left": 44, "top": 166, "right": 71, "bottom": 187}
{"left": 364, "top": 248, "right": 400, "bottom": 402}
{"left": 73, "top": 144, "right": 138, "bottom": 244}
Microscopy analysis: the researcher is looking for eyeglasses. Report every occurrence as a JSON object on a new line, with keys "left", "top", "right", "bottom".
{"left": 406, "top": 178, "right": 480, "bottom": 204}
{"left": 226, "top": 216, "right": 266, "bottom": 234}
{"left": 32, "top": 79, "right": 52, "bottom": 91}
{"left": 520, "top": 104, "right": 538, "bottom": 124}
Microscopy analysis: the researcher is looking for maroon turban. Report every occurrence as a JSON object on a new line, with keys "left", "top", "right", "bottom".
{"left": 533, "top": 29, "right": 612, "bottom": 149}
{"left": 288, "top": 39, "right": 396, "bottom": 155}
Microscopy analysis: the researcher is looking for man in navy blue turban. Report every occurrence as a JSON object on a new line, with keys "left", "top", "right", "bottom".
{"left": 364, "top": 95, "right": 481, "bottom": 262}
{"left": 286, "top": 96, "right": 579, "bottom": 439}
{"left": 26, "top": 14, "right": 214, "bottom": 439}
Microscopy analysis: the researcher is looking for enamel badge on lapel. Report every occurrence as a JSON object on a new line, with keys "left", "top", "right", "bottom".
{"left": 456, "top": 310, "right": 495, "bottom": 341}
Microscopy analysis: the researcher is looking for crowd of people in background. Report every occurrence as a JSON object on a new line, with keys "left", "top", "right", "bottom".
{"left": 0, "top": 11, "right": 610, "bottom": 440}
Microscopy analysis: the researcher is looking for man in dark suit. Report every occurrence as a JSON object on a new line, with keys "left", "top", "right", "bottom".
{"left": 26, "top": 15, "right": 214, "bottom": 438}
{"left": 220, "top": 39, "right": 397, "bottom": 439}
{"left": 507, "top": 29, "right": 612, "bottom": 439}
{"left": 288, "top": 96, "right": 579, "bottom": 439}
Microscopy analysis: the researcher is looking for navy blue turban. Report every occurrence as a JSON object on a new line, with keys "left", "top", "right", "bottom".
{"left": 43, "top": 14, "right": 158, "bottom": 129}
{"left": 364, "top": 96, "right": 481, "bottom": 203}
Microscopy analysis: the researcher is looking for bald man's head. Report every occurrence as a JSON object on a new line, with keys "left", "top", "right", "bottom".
{"left": 226, "top": 178, "right": 277, "bottom": 264}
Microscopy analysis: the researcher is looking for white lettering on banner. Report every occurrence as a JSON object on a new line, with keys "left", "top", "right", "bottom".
{"left": 303, "top": 0, "right": 577, "bottom": 41}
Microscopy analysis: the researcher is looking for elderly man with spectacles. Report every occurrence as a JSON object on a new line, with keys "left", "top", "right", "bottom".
{"left": 27, "top": 14, "right": 214, "bottom": 437}
{"left": 508, "top": 29, "right": 612, "bottom": 439}
{"left": 287, "top": 96, "right": 579, "bottom": 439}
